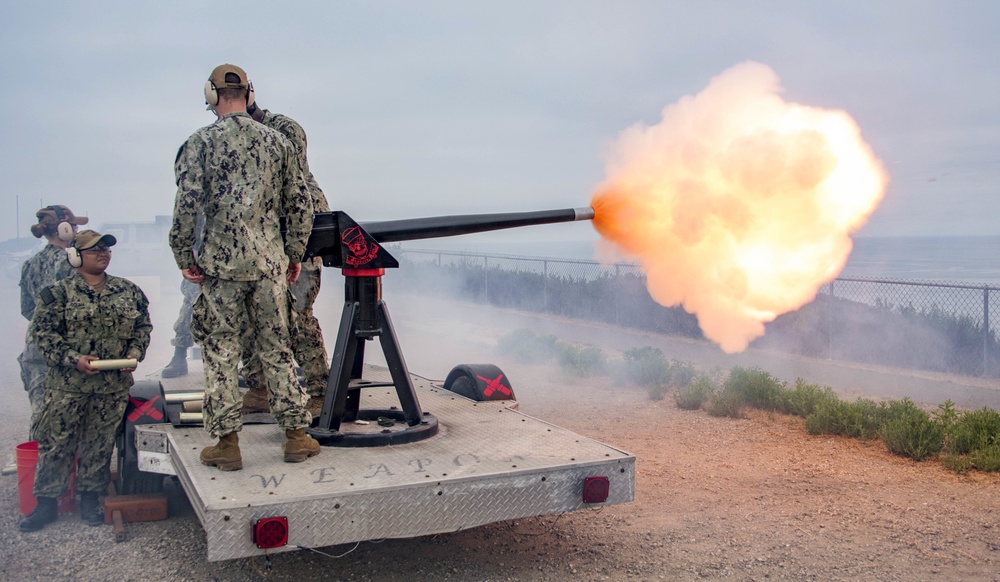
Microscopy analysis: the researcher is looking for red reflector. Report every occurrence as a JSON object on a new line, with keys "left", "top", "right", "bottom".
{"left": 582, "top": 476, "right": 610, "bottom": 503}
{"left": 253, "top": 516, "right": 289, "bottom": 549}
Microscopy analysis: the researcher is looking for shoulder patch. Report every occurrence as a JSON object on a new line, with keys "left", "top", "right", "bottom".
{"left": 175, "top": 143, "right": 186, "bottom": 164}
{"left": 40, "top": 287, "right": 55, "bottom": 305}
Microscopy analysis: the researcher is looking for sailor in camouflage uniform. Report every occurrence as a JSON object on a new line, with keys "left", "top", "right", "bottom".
{"left": 161, "top": 213, "right": 205, "bottom": 379}
{"left": 17, "top": 205, "right": 89, "bottom": 438}
{"left": 169, "top": 64, "right": 320, "bottom": 471}
{"left": 241, "top": 99, "right": 331, "bottom": 417}
{"left": 20, "top": 230, "right": 152, "bottom": 532}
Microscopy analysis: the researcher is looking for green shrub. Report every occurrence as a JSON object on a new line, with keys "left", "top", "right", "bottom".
{"left": 556, "top": 344, "right": 606, "bottom": 377}
{"left": 496, "top": 329, "right": 558, "bottom": 363}
{"left": 706, "top": 389, "right": 745, "bottom": 418}
{"left": 879, "top": 399, "right": 944, "bottom": 461}
{"left": 648, "top": 383, "right": 669, "bottom": 401}
{"left": 804, "top": 398, "right": 883, "bottom": 440}
{"left": 723, "top": 367, "right": 786, "bottom": 411}
{"left": 675, "top": 373, "right": 716, "bottom": 410}
{"left": 970, "top": 443, "right": 1000, "bottom": 472}
{"left": 946, "top": 407, "right": 1000, "bottom": 455}
{"left": 941, "top": 454, "right": 974, "bottom": 474}
{"left": 621, "top": 346, "right": 670, "bottom": 387}
{"left": 669, "top": 359, "right": 697, "bottom": 388}
{"left": 786, "top": 379, "right": 838, "bottom": 418}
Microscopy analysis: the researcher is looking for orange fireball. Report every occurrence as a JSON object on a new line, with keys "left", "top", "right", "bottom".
{"left": 592, "top": 62, "right": 887, "bottom": 353}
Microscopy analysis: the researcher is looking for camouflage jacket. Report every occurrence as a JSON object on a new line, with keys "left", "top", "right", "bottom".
{"left": 170, "top": 111, "right": 313, "bottom": 281}
{"left": 259, "top": 110, "right": 331, "bottom": 270}
{"left": 30, "top": 272, "right": 152, "bottom": 394}
{"left": 259, "top": 110, "right": 331, "bottom": 213}
{"left": 20, "top": 244, "right": 74, "bottom": 320}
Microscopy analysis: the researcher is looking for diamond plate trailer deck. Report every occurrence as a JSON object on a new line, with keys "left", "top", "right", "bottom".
{"left": 134, "top": 364, "right": 635, "bottom": 562}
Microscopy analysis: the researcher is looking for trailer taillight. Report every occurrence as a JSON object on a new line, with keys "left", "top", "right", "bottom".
{"left": 582, "top": 476, "right": 609, "bottom": 504}
{"left": 253, "top": 516, "right": 289, "bottom": 549}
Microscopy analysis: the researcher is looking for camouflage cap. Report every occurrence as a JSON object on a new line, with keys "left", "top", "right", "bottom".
{"left": 74, "top": 229, "right": 117, "bottom": 251}
{"left": 208, "top": 63, "right": 249, "bottom": 90}
{"left": 35, "top": 205, "right": 88, "bottom": 226}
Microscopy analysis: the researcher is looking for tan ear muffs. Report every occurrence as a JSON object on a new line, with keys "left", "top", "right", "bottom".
{"left": 204, "top": 80, "right": 219, "bottom": 107}
{"left": 66, "top": 245, "right": 82, "bottom": 268}
{"left": 57, "top": 221, "right": 75, "bottom": 242}
{"left": 203, "top": 80, "right": 254, "bottom": 107}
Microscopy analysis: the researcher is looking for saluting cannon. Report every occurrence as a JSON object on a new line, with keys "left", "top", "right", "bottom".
{"left": 297, "top": 208, "right": 595, "bottom": 446}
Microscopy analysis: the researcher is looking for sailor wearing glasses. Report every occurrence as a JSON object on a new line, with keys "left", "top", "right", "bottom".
{"left": 19, "top": 229, "right": 152, "bottom": 532}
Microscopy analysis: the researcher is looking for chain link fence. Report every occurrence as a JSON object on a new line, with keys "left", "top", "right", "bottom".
{"left": 392, "top": 248, "right": 1000, "bottom": 378}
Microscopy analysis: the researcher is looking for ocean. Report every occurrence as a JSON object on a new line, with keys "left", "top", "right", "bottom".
{"left": 400, "top": 235, "right": 1000, "bottom": 285}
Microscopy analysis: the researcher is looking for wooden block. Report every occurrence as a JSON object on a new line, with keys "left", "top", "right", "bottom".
{"left": 104, "top": 493, "right": 168, "bottom": 524}
{"left": 112, "top": 509, "right": 126, "bottom": 542}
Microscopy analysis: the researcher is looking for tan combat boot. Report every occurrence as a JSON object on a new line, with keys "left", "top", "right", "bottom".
{"left": 240, "top": 387, "right": 270, "bottom": 414}
{"left": 200, "top": 432, "right": 243, "bottom": 471}
{"left": 283, "top": 429, "right": 320, "bottom": 463}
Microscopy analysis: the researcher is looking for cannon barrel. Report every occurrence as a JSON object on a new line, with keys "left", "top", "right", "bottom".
{"left": 360, "top": 207, "right": 595, "bottom": 243}
{"left": 297, "top": 207, "right": 595, "bottom": 269}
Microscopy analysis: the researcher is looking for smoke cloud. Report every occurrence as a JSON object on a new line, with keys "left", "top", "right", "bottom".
{"left": 591, "top": 62, "right": 887, "bottom": 353}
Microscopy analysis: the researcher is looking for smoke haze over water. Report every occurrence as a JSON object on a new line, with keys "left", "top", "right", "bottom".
{"left": 591, "top": 62, "right": 888, "bottom": 353}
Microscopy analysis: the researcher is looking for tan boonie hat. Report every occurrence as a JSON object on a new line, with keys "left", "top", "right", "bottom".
{"left": 35, "top": 205, "right": 88, "bottom": 226}
{"left": 74, "top": 229, "right": 117, "bottom": 251}
{"left": 208, "top": 63, "right": 249, "bottom": 90}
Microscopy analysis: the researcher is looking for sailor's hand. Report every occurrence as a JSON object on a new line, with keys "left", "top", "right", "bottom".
{"left": 287, "top": 262, "right": 301, "bottom": 284}
{"left": 182, "top": 265, "right": 205, "bottom": 284}
{"left": 76, "top": 355, "right": 100, "bottom": 375}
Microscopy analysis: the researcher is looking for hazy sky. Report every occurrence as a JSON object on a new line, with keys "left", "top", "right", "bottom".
{"left": 1, "top": 0, "right": 998, "bottom": 243}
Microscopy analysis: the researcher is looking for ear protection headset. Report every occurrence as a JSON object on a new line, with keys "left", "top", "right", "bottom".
{"left": 204, "top": 78, "right": 255, "bottom": 108}
{"left": 66, "top": 239, "right": 82, "bottom": 268}
{"left": 48, "top": 206, "right": 76, "bottom": 242}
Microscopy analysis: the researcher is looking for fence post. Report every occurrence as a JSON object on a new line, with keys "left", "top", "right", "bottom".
{"left": 984, "top": 287, "right": 990, "bottom": 377}
{"left": 827, "top": 280, "right": 835, "bottom": 360}
{"left": 614, "top": 264, "right": 621, "bottom": 326}
{"left": 484, "top": 256, "right": 489, "bottom": 304}
{"left": 543, "top": 260, "right": 548, "bottom": 312}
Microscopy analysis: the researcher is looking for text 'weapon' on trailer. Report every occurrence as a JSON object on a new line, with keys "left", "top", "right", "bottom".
{"left": 291, "top": 207, "right": 596, "bottom": 446}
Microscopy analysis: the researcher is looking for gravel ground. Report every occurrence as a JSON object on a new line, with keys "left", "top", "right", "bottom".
{"left": 2, "top": 276, "right": 1000, "bottom": 581}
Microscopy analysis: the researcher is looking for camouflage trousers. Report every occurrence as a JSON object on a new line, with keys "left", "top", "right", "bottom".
{"left": 33, "top": 388, "right": 127, "bottom": 498}
{"left": 170, "top": 279, "right": 200, "bottom": 349}
{"left": 242, "top": 265, "right": 329, "bottom": 397}
{"left": 193, "top": 275, "right": 311, "bottom": 438}
{"left": 18, "top": 337, "right": 48, "bottom": 440}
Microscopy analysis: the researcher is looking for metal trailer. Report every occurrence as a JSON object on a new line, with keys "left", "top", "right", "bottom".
{"left": 130, "top": 362, "right": 635, "bottom": 562}
{"left": 119, "top": 206, "right": 634, "bottom": 560}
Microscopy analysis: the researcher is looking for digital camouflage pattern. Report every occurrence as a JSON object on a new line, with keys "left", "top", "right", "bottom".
{"left": 171, "top": 278, "right": 200, "bottom": 349}
{"left": 30, "top": 272, "right": 152, "bottom": 497}
{"left": 31, "top": 273, "right": 152, "bottom": 393}
{"left": 33, "top": 389, "right": 128, "bottom": 497}
{"left": 169, "top": 111, "right": 313, "bottom": 280}
{"left": 242, "top": 110, "right": 331, "bottom": 396}
{"left": 193, "top": 276, "right": 310, "bottom": 437}
{"left": 171, "top": 111, "right": 313, "bottom": 437}
{"left": 20, "top": 244, "right": 74, "bottom": 321}
{"left": 258, "top": 110, "right": 331, "bottom": 217}
{"left": 18, "top": 244, "right": 76, "bottom": 435}
{"left": 242, "top": 266, "right": 328, "bottom": 397}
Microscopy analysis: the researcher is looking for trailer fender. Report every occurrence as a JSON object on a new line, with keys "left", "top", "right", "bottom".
{"left": 443, "top": 364, "right": 515, "bottom": 401}
{"left": 117, "top": 379, "right": 167, "bottom": 494}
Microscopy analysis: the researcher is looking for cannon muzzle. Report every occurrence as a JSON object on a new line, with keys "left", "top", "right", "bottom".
{"left": 300, "top": 207, "right": 594, "bottom": 269}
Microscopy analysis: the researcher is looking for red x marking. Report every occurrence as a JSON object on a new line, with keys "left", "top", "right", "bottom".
{"left": 477, "top": 374, "right": 511, "bottom": 398}
{"left": 128, "top": 395, "right": 163, "bottom": 422}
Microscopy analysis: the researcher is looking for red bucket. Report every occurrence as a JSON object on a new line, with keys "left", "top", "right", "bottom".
{"left": 16, "top": 441, "right": 77, "bottom": 515}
